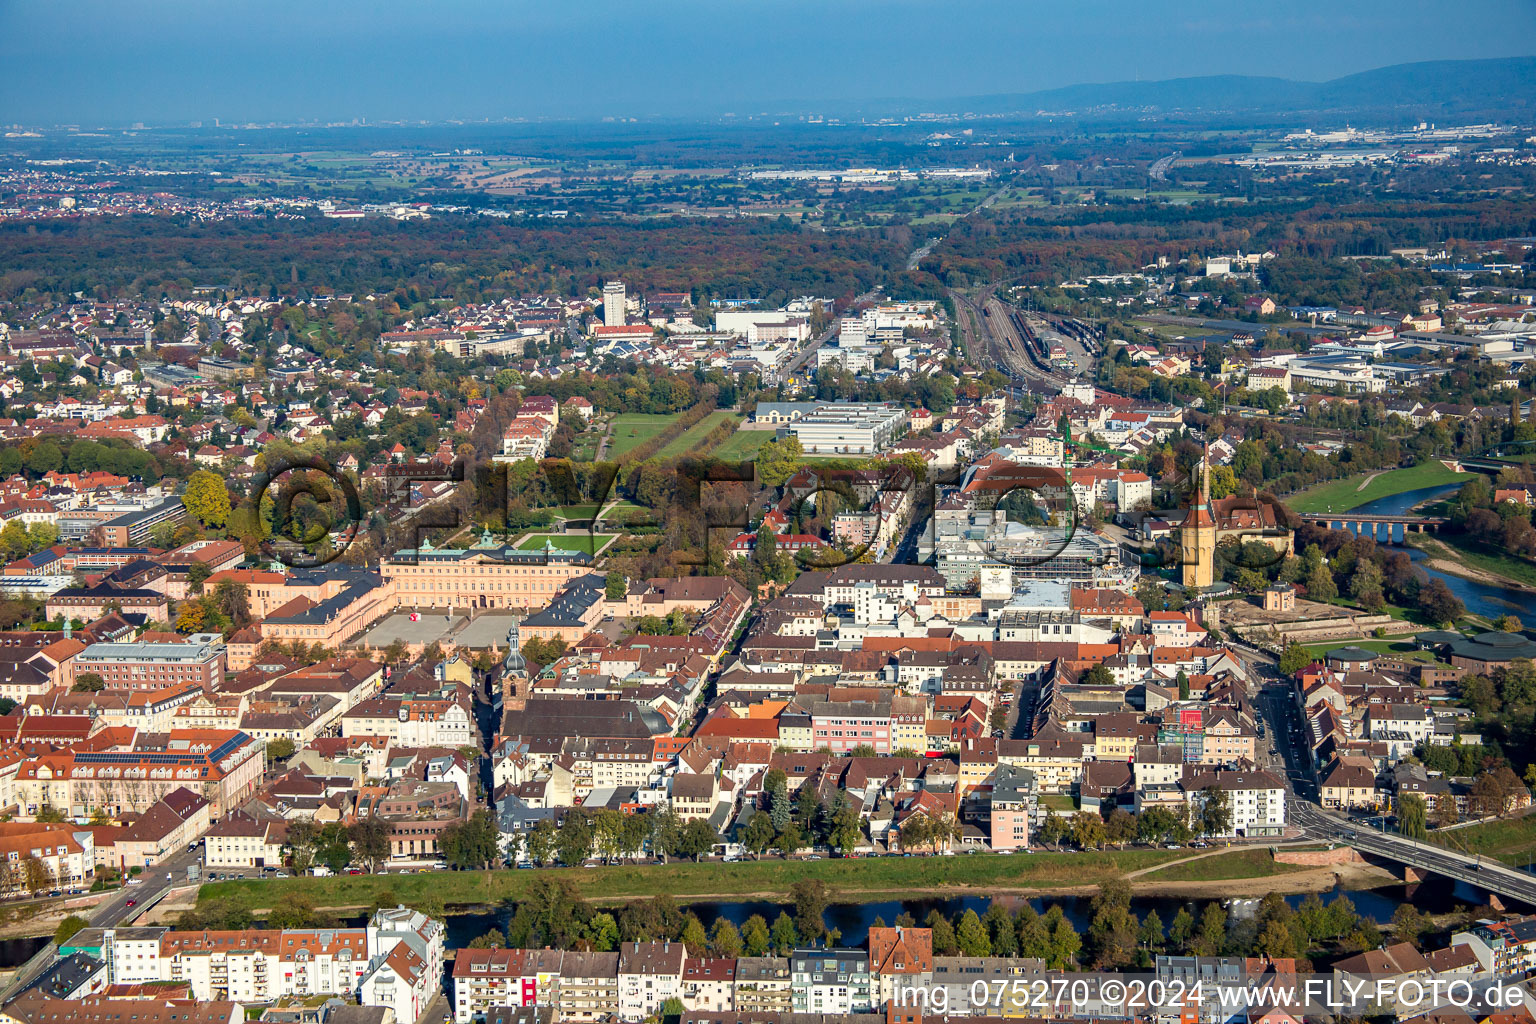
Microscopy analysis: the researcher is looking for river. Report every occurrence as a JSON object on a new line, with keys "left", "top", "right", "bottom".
{"left": 1330, "top": 483, "right": 1531, "bottom": 620}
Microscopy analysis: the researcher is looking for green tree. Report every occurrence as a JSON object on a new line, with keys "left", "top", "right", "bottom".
{"left": 1016, "top": 905, "right": 1051, "bottom": 959}
{"left": 555, "top": 812, "right": 594, "bottom": 866}
{"left": 440, "top": 809, "right": 501, "bottom": 869}
{"left": 1168, "top": 907, "right": 1196, "bottom": 953}
{"left": 467, "top": 929, "right": 507, "bottom": 949}
{"left": 678, "top": 818, "right": 717, "bottom": 861}
{"left": 1192, "top": 902, "right": 1228, "bottom": 956}
{"left": 926, "top": 909, "right": 958, "bottom": 956}
{"left": 1196, "top": 786, "right": 1232, "bottom": 838}
{"left": 54, "top": 914, "right": 90, "bottom": 945}
{"left": 265, "top": 737, "right": 296, "bottom": 762}
{"left": 790, "top": 878, "right": 830, "bottom": 942}
{"left": 186, "top": 560, "right": 214, "bottom": 594}
{"left": 680, "top": 914, "right": 708, "bottom": 955}
{"left": 757, "top": 436, "right": 804, "bottom": 488}
{"left": 1081, "top": 664, "right": 1115, "bottom": 688}
{"left": 956, "top": 908, "right": 992, "bottom": 957}
{"left": 72, "top": 672, "right": 106, "bottom": 693}
{"left": 742, "top": 914, "right": 771, "bottom": 956}
{"left": 1397, "top": 793, "right": 1428, "bottom": 841}
{"left": 183, "top": 470, "right": 233, "bottom": 528}
{"left": 770, "top": 912, "right": 798, "bottom": 953}
{"left": 349, "top": 815, "right": 392, "bottom": 872}
{"left": 708, "top": 917, "right": 743, "bottom": 957}
{"left": 1278, "top": 641, "right": 1312, "bottom": 676}
{"left": 1305, "top": 563, "right": 1337, "bottom": 604}
{"left": 604, "top": 571, "right": 626, "bottom": 601}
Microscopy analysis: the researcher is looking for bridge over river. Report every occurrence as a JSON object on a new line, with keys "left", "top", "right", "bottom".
{"left": 1297, "top": 512, "right": 1449, "bottom": 543}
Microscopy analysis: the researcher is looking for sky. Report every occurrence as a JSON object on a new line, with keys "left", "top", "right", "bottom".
{"left": 2, "top": 0, "right": 1534, "bottom": 125}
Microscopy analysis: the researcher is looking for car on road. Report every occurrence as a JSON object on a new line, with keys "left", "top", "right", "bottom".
{"left": 125, "top": 899, "right": 137, "bottom": 908}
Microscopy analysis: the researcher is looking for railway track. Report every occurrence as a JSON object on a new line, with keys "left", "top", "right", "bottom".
{"left": 953, "top": 288, "right": 1075, "bottom": 391}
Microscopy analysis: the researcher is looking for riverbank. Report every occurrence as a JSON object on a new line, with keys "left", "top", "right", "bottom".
{"left": 1407, "top": 535, "right": 1536, "bottom": 595}
{"left": 0, "top": 850, "right": 1396, "bottom": 941}
{"left": 1283, "top": 463, "right": 1472, "bottom": 515}
{"left": 194, "top": 848, "right": 1378, "bottom": 917}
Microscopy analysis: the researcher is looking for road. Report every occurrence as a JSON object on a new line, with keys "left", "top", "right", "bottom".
{"left": 0, "top": 845, "right": 207, "bottom": 1000}
{"left": 1292, "top": 801, "right": 1536, "bottom": 905}
{"left": 1241, "top": 642, "right": 1536, "bottom": 904}
{"left": 1148, "top": 152, "right": 1180, "bottom": 182}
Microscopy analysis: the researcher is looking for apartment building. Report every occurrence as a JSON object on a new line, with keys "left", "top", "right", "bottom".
{"left": 790, "top": 947, "right": 873, "bottom": 1015}
{"left": 1183, "top": 768, "right": 1287, "bottom": 838}
{"left": 733, "top": 957, "right": 792, "bottom": 1014}
{"left": 90, "top": 909, "right": 442, "bottom": 1022}
{"left": 617, "top": 941, "right": 686, "bottom": 1023}
{"left": 868, "top": 927, "right": 934, "bottom": 1008}
{"left": 341, "top": 695, "right": 474, "bottom": 748}
{"left": 203, "top": 811, "right": 287, "bottom": 869}
{"left": 12, "top": 728, "right": 264, "bottom": 819}
{"left": 987, "top": 766, "right": 1036, "bottom": 852}
{"left": 0, "top": 822, "right": 95, "bottom": 894}
{"left": 70, "top": 636, "right": 225, "bottom": 691}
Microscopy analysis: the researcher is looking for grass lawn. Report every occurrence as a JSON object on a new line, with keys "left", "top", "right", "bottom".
{"left": 1300, "top": 638, "right": 1448, "bottom": 664}
{"left": 1282, "top": 463, "right": 1472, "bottom": 515}
{"left": 606, "top": 414, "right": 674, "bottom": 459}
{"left": 1133, "top": 848, "right": 1310, "bottom": 882}
{"left": 546, "top": 504, "right": 601, "bottom": 521}
{"left": 197, "top": 850, "right": 1193, "bottom": 915}
{"left": 711, "top": 430, "right": 771, "bottom": 461}
{"left": 657, "top": 411, "right": 741, "bottom": 460}
{"left": 1430, "top": 813, "right": 1536, "bottom": 866}
{"left": 515, "top": 533, "right": 617, "bottom": 554}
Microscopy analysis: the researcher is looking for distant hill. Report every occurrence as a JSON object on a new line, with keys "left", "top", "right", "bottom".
{"left": 852, "top": 56, "right": 1536, "bottom": 123}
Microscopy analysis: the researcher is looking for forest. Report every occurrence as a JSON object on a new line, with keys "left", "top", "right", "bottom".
{"left": 928, "top": 196, "right": 1536, "bottom": 287}
{"left": 0, "top": 215, "right": 930, "bottom": 307}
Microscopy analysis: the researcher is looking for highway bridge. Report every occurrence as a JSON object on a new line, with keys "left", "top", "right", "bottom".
{"left": 1292, "top": 801, "right": 1536, "bottom": 907}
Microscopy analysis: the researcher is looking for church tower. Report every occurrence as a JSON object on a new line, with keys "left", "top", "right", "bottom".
{"left": 1181, "top": 453, "right": 1217, "bottom": 590}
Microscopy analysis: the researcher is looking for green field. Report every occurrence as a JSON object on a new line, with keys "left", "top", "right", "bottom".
{"left": 1282, "top": 463, "right": 1473, "bottom": 515}
{"left": 657, "top": 411, "right": 742, "bottom": 460}
{"left": 546, "top": 504, "right": 601, "bottom": 521}
{"left": 1133, "top": 849, "right": 1308, "bottom": 882}
{"left": 1431, "top": 813, "right": 1536, "bottom": 865}
{"left": 712, "top": 430, "right": 772, "bottom": 461}
{"left": 1300, "top": 638, "right": 1448, "bottom": 664}
{"left": 606, "top": 414, "right": 675, "bottom": 458}
{"left": 515, "top": 533, "right": 617, "bottom": 554}
{"left": 196, "top": 849, "right": 1190, "bottom": 916}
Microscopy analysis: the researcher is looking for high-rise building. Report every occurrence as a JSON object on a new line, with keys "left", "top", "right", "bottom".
{"left": 602, "top": 281, "right": 626, "bottom": 328}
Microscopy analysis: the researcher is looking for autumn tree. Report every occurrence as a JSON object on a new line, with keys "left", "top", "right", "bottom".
{"left": 183, "top": 470, "right": 233, "bottom": 529}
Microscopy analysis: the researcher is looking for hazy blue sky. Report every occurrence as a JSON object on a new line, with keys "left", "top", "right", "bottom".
{"left": 3, "top": 0, "right": 1533, "bottom": 124}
